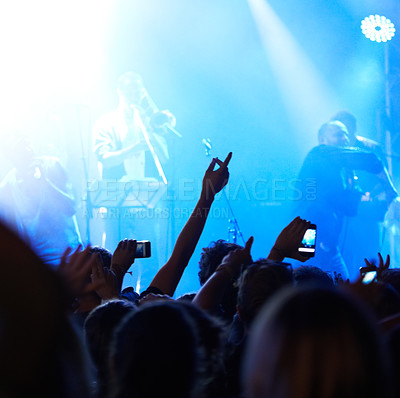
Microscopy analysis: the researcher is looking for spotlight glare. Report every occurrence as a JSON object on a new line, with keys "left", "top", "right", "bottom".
{"left": 361, "top": 14, "right": 395, "bottom": 42}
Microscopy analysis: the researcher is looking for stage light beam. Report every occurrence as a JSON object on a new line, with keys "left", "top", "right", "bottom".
{"left": 247, "top": 0, "right": 339, "bottom": 146}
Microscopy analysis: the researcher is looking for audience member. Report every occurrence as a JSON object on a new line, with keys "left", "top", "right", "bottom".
{"left": 292, "top": 265, "right": 335, "bottom": 287}
{"left": 84, "top": 300, "right": 137, "bottom": 398}
{"left": 141, "top": 152, "right": 232, "bottom": 299}
{"left": 380, "top": 268, "right": 400, "bottom": 295}
{"left": 197, "top": 239, "right": 243, "bottom": 321}
{"left": 0, "top": 220, "right": 93, "bottom": 398}
{"left": 243, "top": 285, "right": 393, "bottom": 398}
{"left": 58, "top": 238, "right": 138, "bottom": 327}
{"left": 193, "top": 216, "right": 309, "bottom": 397}
{"left": 109, "top": 300, "right": 201, "bottom": 398}
{"left": 167, "top": 300, "right": 228, "bottom": 398}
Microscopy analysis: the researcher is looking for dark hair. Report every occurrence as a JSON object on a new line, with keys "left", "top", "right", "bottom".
{"left": 237, "top": 260, "right": 293, "bottom": 327}
{"left": 174, "top": 301, "right": 227, "bottom": 397}
{"left": 110, "top": 300, "right": 199, "bottom": 398}
{"left": 293, "top": 265, "right": 334, "bottom": 287}
{"left": 243, "top": 285, "right": 393, "bottom": 398}
{"left": 0, "top": 220, "right": 92, "bottom": 397}
{"left": 353, "top": 281, "right": 400, "bottom": 321}
{"left": 89, "top": 246, "right": 112, "bottom": 269}
{"left": 198, "top": 239, "right": 242, "bottom": 285}
{"left": 84, "top": 300, "right": 136, "bottom": 369}
{"left": 84, "top": 300, "right": 136, "bottom": 398}
{"left": 380, "top": 269, "right": 400, "bottom": 296}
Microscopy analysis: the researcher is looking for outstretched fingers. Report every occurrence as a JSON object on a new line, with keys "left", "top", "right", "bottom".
{"left": 206, "top": 158, "right": 217, "bottom": 173}
{"left": 222, "top": 152, "right": 232, "bottom": 168}
{"left": 245, "top": 236, "right": 254, "bottom": 253}
{"left": 214, "top": 152, "right": 232, "bottom": 170}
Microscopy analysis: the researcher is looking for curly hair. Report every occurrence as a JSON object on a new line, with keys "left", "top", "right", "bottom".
{"left": 198, "top": 240, "right": 242, "bottom": 285}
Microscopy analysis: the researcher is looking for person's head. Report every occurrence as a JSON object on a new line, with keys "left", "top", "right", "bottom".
{"left": 173, "top": 300, "right": 227, "bottom": 397}
{"left": 89, "top": 246, "right": 112, "bottom": 269}
{"left": 236, "top": 260, "right": 293, "bottom": 328}
{"left": 348, "top": 280, "right": 400, "bottom": 321}
{"left": 117, "top": 71, "right": 145, "bottom": 107}
{"left": 0, "top": 220, "right": 92, "bottom": 397}
{"left": 318, "top": 121, "right": 349, "bottom": 147}
{"left": 243, "top": 285, "right": 392, "bottom": 398}
{"left": 379, "top": 269, "right": 400, "bottom": 296}
{"left": 109, "top": 300, "right": 200, "bottom": 398}
{"left": 84, "top": 300, "right": 136, "bottom": 371}
{"left": 198, "top": 240, "right": 243, "bottom": 284}
{"left": 330, "top": 110, "right": 357, "bottom": 137}
{"left": 84, "top": 300, "right": 136, "bottom": 398}
{"left": 198, "top": 240, "right": 243, "bottom": 321}
{"left": 293, "top": 265, "right": 334, "bottom": 288}
{"left": 75, "top": 246, "right": 113, "bottom": 315}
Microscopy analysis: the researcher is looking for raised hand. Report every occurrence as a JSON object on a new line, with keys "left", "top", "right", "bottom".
{"left": 58, "top": 245, "right": 104, "bottom": 298}
{"left": 201, "top": 152, "right": 232, "bottom": 200}
{"left": 192, "top": 236, "right": 254, "bottom": 311}
{"left": 91, "top": 257, "right": 120, "bottom": 300}
{"left": 111, "top": 239, "right": 137, "bottom": 291}
{"left": 217, "top": 236, "right": 254, "bottom": 280}
{"left": 268, "top": 216, "right": 311, "bottom": 262}
{"left": 365, "top": 252, "right": 390, "bottom": 278}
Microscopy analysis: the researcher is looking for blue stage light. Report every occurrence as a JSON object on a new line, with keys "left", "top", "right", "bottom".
{"left": 361, "top": 15, "right": 395, "bottom": 43}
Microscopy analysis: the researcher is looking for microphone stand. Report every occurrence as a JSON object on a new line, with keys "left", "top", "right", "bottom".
{"left": 202, "top": 139, "right": 245, "bottom": 245}
{"left": 76, "top": 104, "right": 91, "bottom": 244}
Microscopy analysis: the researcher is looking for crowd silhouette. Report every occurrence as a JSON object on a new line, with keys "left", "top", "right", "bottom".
{"left": 1, "top": 149, "right": 400, "bottom": 398}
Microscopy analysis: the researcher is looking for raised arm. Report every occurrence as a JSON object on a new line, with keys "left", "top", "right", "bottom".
{"left": 192, "top": 236, "right": 253, "bottom": 313}
{"left": 147, "top": 152, "right": 232, "bottom": 296}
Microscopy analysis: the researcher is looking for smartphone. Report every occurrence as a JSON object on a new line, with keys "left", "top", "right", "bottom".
{"left": 360, "top": 265, "right": 377, "bottom": 284}
{"left": 136, "top": 240, "right": 151, "bottom": 258}
{"left": 298, "top": 224, "right": 317, "bottom": 257}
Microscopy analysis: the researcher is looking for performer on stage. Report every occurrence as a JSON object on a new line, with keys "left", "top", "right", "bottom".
{"left": 0, "top": 137, "right": 82, "bottom": 266}
{"left": 295, "top": 120, "right": 397, "bottom": 279}
{"left": 330, "top": 110, "right": 397, "bottom": 278}
{"left": 93, "top": 71, "right": 174, "bottom": 183}
{"left": 92, "top": 72, "right": 176, "bottom": 288}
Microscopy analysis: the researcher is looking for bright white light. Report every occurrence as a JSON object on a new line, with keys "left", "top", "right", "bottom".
{"left": 361, "top": 15, "right": 395, "bottom": 43}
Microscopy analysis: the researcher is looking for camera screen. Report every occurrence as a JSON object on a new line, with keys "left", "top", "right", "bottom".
{"left": 302, "top": 228, "right": 316, "bottom": 246}
{"left": 298, "top": 228, "right": 316, "bottom": 253}
{"left": 362, "top": 271, "right": 377, "bottom": 284}
{"left": 136, "top": 242, "right": 144, "bottom": 256}
{"left": 135, "top": 240, "right": 151, "bottom": 258}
